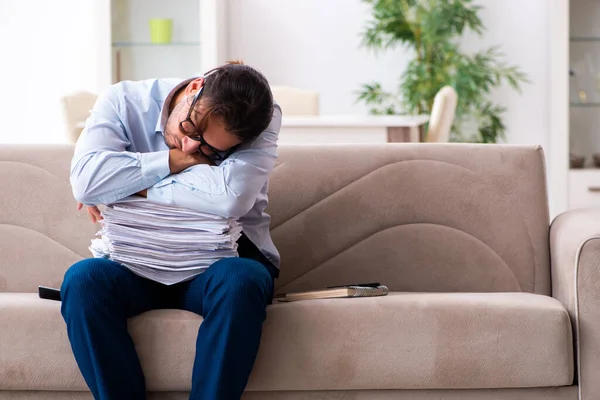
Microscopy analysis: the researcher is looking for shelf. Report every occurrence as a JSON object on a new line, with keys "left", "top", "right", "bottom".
{"left": 570, "top": 102, "right": 600, "bottom": 107}
{"left": 571, "top": 37, "right": 600, "bottom": 42}
{"left": 112, "top": 42, "right": 200, "bottom": 47}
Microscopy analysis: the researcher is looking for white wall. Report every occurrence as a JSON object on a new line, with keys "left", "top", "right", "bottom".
{"left": 227, "top": 0, "right": 411, "bottom": 116}
{"left": 0, "top": 0, "right": 107, "bottom": 144}
{"left": 549, "top": 0, "right": 570, "bottom": 217}
{"left": 460, "top": 1, "right": 550, "bottom": 149}
{"left": 227, "top": 0, "right": 551, "bottom": 148}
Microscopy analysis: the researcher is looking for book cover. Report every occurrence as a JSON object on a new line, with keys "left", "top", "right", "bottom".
{"left": 275, "top": 285, "right": 389, "bottom": 302}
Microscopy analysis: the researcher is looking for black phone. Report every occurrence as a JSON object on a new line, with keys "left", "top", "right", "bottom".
{"left": 38, "top": 286, "right": 61, "bottom": 301}
{"left": 326, "top": 282, "right": 381, "bottom": 289}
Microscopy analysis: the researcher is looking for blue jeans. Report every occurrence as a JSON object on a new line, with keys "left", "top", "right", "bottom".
{"left": 60, "top": 257, "right": 274, "bottom": 400}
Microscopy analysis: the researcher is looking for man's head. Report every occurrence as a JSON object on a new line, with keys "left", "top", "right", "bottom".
{"left": 164, "top": 61, "right": 274, "bottom": 160}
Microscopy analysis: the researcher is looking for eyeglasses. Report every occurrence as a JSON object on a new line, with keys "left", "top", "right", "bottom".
{"left": 178, "top": 86, "right": 236, "bottom": 162}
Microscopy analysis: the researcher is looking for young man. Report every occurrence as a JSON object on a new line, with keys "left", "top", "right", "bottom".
{"left": 61, "top": 61, "right": 282, "bottom": 400}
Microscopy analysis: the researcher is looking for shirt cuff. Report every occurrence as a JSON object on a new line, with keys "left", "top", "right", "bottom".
{"left": 141, "top": 150, "right": 170, "bottom": 184}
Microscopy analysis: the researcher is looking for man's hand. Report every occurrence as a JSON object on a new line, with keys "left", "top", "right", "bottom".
{"left": 169, "top": 148, "right": 212, "bottom": 174}
{"left": 135, "top": 149, "right": 210, "bottom": 198}
{"left": 77, "top": 202, "right": 103, "bottom": 223}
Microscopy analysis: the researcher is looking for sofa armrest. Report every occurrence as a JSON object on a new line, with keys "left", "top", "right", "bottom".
{"left": 551, "top": 209, "right": 600, "bottom": 398}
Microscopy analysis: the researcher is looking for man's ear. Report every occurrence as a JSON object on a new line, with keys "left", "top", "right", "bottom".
{"left": 185, "top": 77, "right": 205, "bottom": 95}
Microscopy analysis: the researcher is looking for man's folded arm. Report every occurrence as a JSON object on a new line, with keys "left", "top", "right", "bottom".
{"left": 147, "top": 105, "right": 282, "bottom": 218}
{"left": 70, "top": 86, "right": 171, "bottom": 205}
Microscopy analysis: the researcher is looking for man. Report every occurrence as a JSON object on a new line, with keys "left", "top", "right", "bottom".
{"left": 61, "top": 61, "right": 282, "bottom": 400}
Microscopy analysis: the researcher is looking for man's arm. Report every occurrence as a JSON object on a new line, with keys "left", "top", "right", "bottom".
{"left": 71, "top": 85, "right": 204, "bottom": 205}
{"left": 147, "top": 105, "right": 282, "bottom": 218}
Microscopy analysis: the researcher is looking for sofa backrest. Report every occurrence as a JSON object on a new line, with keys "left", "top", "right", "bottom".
{"left": 267, "top": 144, "right": 551, "bottom": 295}
{"left": 0, "top": 144, "right": 551, "bottom": 295}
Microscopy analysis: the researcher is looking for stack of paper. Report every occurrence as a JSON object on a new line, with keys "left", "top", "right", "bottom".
{"left": 89, "top": 197, "right": 242, "bottom": 285}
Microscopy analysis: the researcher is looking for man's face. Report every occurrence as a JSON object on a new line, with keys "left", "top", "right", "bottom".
{"left": 163, "top": 79, "right": 243, "bottom": 157}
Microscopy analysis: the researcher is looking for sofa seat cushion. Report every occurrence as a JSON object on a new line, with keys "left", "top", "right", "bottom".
{"left": 0, "top": 292, "right": 573, "bottom": 391}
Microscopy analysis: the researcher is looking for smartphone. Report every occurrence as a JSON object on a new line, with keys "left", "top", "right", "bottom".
{"left": 38, "top": 286, "right": 62, "bottom": 301}
{"left": 326, "top": 282, "right": 381, "bottom": 289}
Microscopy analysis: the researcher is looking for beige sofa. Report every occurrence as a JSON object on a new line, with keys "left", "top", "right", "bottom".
{"left": 0, "top": 143, "right": 598, "bottom": 400}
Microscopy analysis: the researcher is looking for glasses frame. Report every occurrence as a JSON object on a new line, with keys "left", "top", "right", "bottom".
{"left": 178, "top": 86, "right": 236, "bottom": 162}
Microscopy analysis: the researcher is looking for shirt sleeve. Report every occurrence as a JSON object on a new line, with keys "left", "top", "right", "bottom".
{"left": 70, "top": 85, "right": 171, "bottom": 205}
{"left": 147, "top": 104, "right": 282, "bottom": 218}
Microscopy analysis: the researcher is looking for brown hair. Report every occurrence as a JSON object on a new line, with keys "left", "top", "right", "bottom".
{"left": 199, "top": 60, "right": 274, "bottom": 143}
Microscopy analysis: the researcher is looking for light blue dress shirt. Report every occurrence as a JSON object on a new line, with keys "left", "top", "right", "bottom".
{"left": 71, "top": 78, "right": 282, "bottom": 268}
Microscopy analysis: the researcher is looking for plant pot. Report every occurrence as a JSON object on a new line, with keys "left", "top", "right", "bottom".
{"left": 149, "top": 19, "right": 173, "bottom": 44}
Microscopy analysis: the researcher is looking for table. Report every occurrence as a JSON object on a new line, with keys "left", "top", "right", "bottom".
{"left": 279, "top": 115, "right": 430, "bottom": 144}
{"left": 76, "top": 115, "right": 430, "bottom": 144}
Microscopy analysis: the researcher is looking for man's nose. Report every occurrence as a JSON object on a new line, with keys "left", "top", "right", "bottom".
{"left": 181, "top": 136, "right": 201, "bottom": 154}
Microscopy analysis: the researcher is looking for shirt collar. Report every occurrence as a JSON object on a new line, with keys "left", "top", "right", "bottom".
{"left": 155, "top": 77, "right": 197, "bottom": 134}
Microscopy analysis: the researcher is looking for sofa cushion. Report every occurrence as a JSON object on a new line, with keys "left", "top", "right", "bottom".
{"left": 0, "top": 292, "right": 572, "bottom": 391}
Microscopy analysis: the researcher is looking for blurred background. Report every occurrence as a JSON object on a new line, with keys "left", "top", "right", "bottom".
{"left": 0, "top": 0, "right": 590, "bottom": 216}
{"left": 0, "top": 0, "right": 550, "bottom": 144}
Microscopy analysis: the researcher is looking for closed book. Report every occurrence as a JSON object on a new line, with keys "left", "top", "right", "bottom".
{"left": 275, "top": 285, "right": 388, "bottom": 302}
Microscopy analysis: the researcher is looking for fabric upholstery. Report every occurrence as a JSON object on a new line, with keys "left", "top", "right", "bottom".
{"left": 244, "top": 387, "right": 578, "bottom": 400}
{"left": 0, "top": 144, "right": 576, "bottom": 398}
{"left": 550, "top": 208, "right": 600, "bottom": 400}
{"left": 0, "top": 144, "right": 551, "bottom": 295}
{"left": 253, "top": 292, "right": 572, "bottom": 390}
{"left": 0, "top": 386, "right": 579, "bottom": 400}
{"left": 0, "top": 292, "right": 572, "bottom": 391}
{"left": 0, "top": 145, "right": 97, "bottom": 292}
{"left": 267, "top": 144, "right": 551, "bottom": 295}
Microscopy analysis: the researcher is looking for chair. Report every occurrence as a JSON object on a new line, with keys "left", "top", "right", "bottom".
{"left": 60, "top": 91, "right": 97, "bottom": 143}
{"left": 426, "top": 86, "right": 458, "bottom": 142}
{"left": 270, "top": 86, "right": 319, "bottom": 116}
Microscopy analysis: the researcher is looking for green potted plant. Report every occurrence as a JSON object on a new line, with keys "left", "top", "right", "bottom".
{"left": 357, "top": 0, "right": 529, "bottom": 143}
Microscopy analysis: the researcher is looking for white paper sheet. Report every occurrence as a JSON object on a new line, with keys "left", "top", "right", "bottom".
{"left": 89, "top": 196, "right": 241, "bottom": 285}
